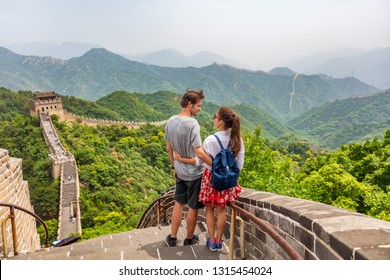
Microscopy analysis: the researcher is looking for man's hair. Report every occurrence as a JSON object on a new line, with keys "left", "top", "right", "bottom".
{"left": 180, "top": 89, "right": 205, "bottom": 108}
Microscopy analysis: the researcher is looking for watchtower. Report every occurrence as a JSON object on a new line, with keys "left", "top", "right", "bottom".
{"left": 29, "top": 91, "right": 64, "bottom": 120}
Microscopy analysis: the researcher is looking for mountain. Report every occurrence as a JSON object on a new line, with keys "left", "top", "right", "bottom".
{"left": 126, "top": 48, "right": 191, "bottom": 67}
{"left": 0, "top": 87, "right": 288, "bottom": 139}
{"left": 288, "top": 48, "right": 367, "bottom": 71}
{"left": 268, "top": 67, "right": 296, "bottom": 77}
{"left": 5, "top": 41, "right": 102, "bottom": 59}
{"left": 288, "top": 47, "right": 390, "bottom": 90}
{"left": 96, "top": 91, "right": 166, "bottom": 121}
{"left": 0, "top": 47, "right": 378, "bottom": 121}
{"left": 126, "top": 48, "right": 249, "bottom": 68}
{"left": 288, "top": 89, "right": 390, "bottom": 150}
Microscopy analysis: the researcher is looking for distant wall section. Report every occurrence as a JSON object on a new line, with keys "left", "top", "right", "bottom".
{"left": 63, "top": 111, "right": 166, "bottom": 128}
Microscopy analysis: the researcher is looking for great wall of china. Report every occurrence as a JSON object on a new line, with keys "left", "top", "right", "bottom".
{"left": 1, "top": 91, "right": 390, "bottom": 260}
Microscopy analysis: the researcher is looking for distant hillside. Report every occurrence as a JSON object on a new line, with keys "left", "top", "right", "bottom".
{"left": 229, "top": 103, "right": 290, "bottom": 138}
{"left": 96, "top": 91, "right": 166, "bottom": 122}
{"left": 0, "top": 47, "right": 378, "bottom": 122}
{"left": 0, "top": 87, "right": 289, "bottom": 139}
{"left": 5, "top": 41, "right": 102, "bottom": 59}
{"left": 137, "top": 91, "right": 291, "bottom": 138}
{"left": 61, "top": 95, "right": 123, "bottom": 121}
{"left": 288, "top": 89, "right": 390, "bottom": 150}
{"left": 95, "top": 90, "right": 290, "bottom": 138}
{"left": 126, "top": 48, "right": 249, "bottom": 68}
{"left": 288, "top": 47, "right": 390, "bottom": 90}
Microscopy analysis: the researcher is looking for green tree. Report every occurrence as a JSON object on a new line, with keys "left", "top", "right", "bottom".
{"left": 240, "top": 127, "right": 296, "bottom": 195}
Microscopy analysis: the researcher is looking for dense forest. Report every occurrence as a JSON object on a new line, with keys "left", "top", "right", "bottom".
{"left": 0, "top": 87, "right": 389, "bottom": 244}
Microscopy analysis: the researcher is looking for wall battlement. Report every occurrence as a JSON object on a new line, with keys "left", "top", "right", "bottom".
{"left": 63, "top": 110, "right": 166, "bottom": 128}
{"left": 0, "top": 149, "right": 40, "bottom": 257}
{"left": 139, "top": 187, "right": 390, "bottom": 260}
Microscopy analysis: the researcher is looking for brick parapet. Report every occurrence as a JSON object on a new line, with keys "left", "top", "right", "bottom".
{"left": 0, "top": 149, "right": 40, "bottom": 258}
{"left": 138, "top": 187, "right": 390, "bottom": 260}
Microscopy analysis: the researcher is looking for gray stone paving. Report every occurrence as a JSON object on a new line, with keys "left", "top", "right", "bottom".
{"left": 7, "top": 222, "right": 230, "bottom": 260}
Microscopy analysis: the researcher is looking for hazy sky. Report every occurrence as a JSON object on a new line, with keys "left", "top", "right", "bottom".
{"left": 1, "top": 0, "right": 389, "bottom": 70}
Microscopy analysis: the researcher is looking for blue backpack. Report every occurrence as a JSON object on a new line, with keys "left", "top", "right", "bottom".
{"left": 211, "top": 134, "right": 240, "bottom": 191}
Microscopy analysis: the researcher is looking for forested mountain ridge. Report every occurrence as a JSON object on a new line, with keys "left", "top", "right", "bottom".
{"left": 82, "top": 90, "right": 291, "bottom": 139}
{"left": 0, "top": 47, "right": 378, "bottom": 121}
{"left": 1, "top": 87, "right": 389, "bottom": 243}
{"left": 0, "top": 87, "right": 290, "bottom": 139}
{"left": 289, "top": 89, "right": 390, "bottom": 150}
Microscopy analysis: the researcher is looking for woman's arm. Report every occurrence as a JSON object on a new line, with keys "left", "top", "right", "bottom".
{"left": 166, "top": 141, "right": 174, "bottom": 166}
{"left": 194, "top": 146, "right": 212, "bottom": 166}
{"left": 174, "top": 151, "right": 197, "bottom": 165}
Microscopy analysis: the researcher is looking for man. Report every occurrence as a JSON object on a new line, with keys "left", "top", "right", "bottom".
{"left": 164, "top": 89, "right": 209, "bottom": 246}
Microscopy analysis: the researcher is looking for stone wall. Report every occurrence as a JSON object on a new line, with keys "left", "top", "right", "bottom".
{"left": 39, "top": 116, "right": 82, "bottom": 239}
{"left": 63, "top": 111, "right": 166, "bottom": 129}
{"left": 0, "top": 149, "right": 40, "bottom": 257}
{"left": 29, "top": 96, "right": 64, "bottom": 120}
{"left": 138, "top": 187, "right": 390, "bottom": 260}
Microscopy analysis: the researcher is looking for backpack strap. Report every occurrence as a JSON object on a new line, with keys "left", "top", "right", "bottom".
{"left": 214, "top": 134, "right": 231, "bottom": 150}
{"left": 214, "top": 134, "right": 225, "bottom": 150}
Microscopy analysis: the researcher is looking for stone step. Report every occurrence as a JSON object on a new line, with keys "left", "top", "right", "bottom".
{"left": 157, "top": 242, "right": 229, "bottom": 260}
{"left": 7, "top": 222, "right": 230, "bottom": 260}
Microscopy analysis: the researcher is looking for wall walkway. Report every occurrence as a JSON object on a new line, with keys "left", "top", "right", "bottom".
{"left": 139, "top": 187, "right": 390, "bottom": 260}
{"left": 63, "top": 110, "right": 166, "bottom": 128}
{"left": 39, "top": 114, "right": 81, "bottom": 239}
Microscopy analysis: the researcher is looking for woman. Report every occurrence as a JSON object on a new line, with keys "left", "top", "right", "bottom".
{"left": 174, "top": 106, "right": 245, "bottom": 251}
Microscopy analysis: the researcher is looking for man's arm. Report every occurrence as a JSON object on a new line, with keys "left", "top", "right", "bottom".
{"left": 194, "top": 146, "right": 212, "bottom": 166}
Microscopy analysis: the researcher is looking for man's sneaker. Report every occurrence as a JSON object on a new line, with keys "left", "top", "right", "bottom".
{"left": 183, "top": 235, "right": 199, "bottom": 246}
{"left": 165, "top": 234, "right": 177, "bottom": 247}
{"left": 216, "top": 241, "right": 223, "bottom": 251}
{"left": 206, "top": 238, "right": 217, "bottom": 251}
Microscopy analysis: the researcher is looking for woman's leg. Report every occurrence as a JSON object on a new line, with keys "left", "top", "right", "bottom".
{"left": 216, "top": 204, "right": 226, "bottom": 243}
{"left": 205, "top": 203, "right": 216, "bottom": 242}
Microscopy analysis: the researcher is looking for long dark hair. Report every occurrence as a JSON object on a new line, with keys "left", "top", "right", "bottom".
{"left": 218, "top": 106, "right": 241, "bottom": 156}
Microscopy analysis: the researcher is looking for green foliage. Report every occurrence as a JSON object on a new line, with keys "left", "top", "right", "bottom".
{"left": 239, "top": 127, "right": 297, "bottom": 196}
{"left": 0, "top": 47, "right": 378, "bottom": 121}
{"left": 52, "top": 119, "right": 175, "bottom": 237}
{"left": 80, "top": 211, "right": 132, "bottom": 240}
{"left": 296, "top": 163, "right": 371, "bottom": 212}
{"left": 61, "top": 95, "right": 122, "bottom": 120}
{"left": 289, "top": 90, "right": 390, "bottom": 150}
{"left": 0, "top": 88, "right": 33, "bottom": 121}
{"left": 1, "top": 87, "right": 389, "bottom": 244}
{"left": 238, "top": 125, "right": 390, "bottom": 221}
{"left": 293, "top": 131, "right": 390, "bottom": 220}
{"left": 0, "top": 114, "right": 58, "bottom": 220}
{"left": 37, "top": 219, "right": 58, "bottom": 245}
{"left": 96, "top": 90, "right": 166, "bottom": 121}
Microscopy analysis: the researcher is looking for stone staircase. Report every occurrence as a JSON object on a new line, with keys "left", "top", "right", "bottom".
{"left": 7, "top": 221, "right": 230, "bottom": 260}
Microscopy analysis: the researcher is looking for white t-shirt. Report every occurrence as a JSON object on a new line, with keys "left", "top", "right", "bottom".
{"left": 197, "top": 130, "right": 245, "bottom": 171}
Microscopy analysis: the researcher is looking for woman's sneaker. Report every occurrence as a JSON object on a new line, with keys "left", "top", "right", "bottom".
{"left": 206, "top": 238, "right": 218, "bottom": 251}
{"left": 216, "top": 241, "right": 223, "bottom": 251}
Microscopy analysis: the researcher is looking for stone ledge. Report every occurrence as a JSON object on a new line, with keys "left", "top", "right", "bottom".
{"left": 330, "top": 228, "right": 390, "bottom": 259}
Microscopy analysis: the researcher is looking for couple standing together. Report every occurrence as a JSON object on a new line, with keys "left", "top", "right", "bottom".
{"left": 164, "top": 89, "right": 245, "bottom": 252}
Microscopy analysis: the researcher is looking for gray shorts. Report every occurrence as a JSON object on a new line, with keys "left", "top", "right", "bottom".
{"left": 174, "top": 177, "right": 204, "bottom": 209}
